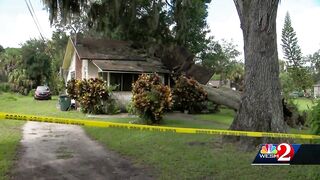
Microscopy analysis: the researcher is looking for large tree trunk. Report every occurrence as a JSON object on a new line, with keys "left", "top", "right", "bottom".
{"left": 230, "top": 0, "right": 286, "bottom": 148}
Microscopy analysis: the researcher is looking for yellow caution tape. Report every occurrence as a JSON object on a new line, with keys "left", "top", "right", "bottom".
{"left": 0, "top": 112, "right": 320, "bottom": 140}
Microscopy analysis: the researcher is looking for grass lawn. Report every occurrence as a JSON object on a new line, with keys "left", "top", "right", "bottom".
{"left": 1, "top": 93, "right": 320, "bottom": 179}
{"left": 0, "top": 120, "right": 24, "bottom": 180}
{"left": 197, "top": 108, "right": 235, "bottom": 125}
{"left": 0, "top": 93, "right": 135, "bottom": 122}
{"left": 85, "top": 127, "right": 320, "bottom": 179}
{"left": 293, "top": 98, "right": 314, "bottom": 112}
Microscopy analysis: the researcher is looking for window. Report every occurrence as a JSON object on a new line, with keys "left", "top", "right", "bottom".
{"left": 84, "top": 66, "right": 88, "bottom": 79}
{"left": 110, "top": 73, "right": 122, "bottom": 91}
{"left": 70, "top": 71, "right": 75, "bottom": 79}
{"left": 122, "top": 73, "right": 134, "bottom": 91}
{"left": 109, "top": 73, "right": 140, "bottom": 91}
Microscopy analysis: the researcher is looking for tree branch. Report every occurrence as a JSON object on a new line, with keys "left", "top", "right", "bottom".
{"left": 165, "top": 0, "right": 174, "bottom": 8}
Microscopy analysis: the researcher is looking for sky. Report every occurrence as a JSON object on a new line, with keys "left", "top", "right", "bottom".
{"left": 208, "top": 0, "right": 320, "bottom": 59}
{"left": 0, "top": 0, "right": 53, "bottom": 48}
{"left": 0, "top": 0, "right": 320, "bottom": 60}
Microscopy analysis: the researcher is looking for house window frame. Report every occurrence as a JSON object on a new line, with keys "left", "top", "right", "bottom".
{"left": 70, "top": 71, "right": 75, "bottom": 79}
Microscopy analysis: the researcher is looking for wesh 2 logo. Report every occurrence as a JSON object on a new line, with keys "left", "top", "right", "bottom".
{"left": 252, "top": 143, "right": 297, "bottom": 165}
{"left": 259, "top": 143, "right": 295, "bottom": 161}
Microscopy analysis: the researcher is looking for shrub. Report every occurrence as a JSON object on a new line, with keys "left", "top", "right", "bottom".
{"left": 308, "top": 100, "right": 320, "bottom": 136}
{"left": 0, "top": 83, "right": 10, "bottom": 92}
{"left": 172, "top": 75, "right": 208, "bottom": 114}
{"left": 102, "top": 98, "right": 120, "bottom": 114}
{"left": 66, "top": 78, "right": 111, "bottom": 114}
{"left": 132, "top": 73, "right": 172, "bottom": 124}
{"left": 126, "top": 102, "right": 137, "bottom": 115}
{"left": 66, "top": 79, "right": 80, "bottom": 99}
{"left": 28, "top": 89, "right": 36, "bottom": 97}
{"left": 50, "top": 76, "right": 65, "bottom": 95}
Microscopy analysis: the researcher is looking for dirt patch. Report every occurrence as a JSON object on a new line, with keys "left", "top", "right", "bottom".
{"left": 188, "top": 141, "right": 208, "bottom": 146}
{"left": 188, "top": 139, "right": 224, "bottom": 149}
{"left": 11, "top": 122, "right": 154, "bottom": 180}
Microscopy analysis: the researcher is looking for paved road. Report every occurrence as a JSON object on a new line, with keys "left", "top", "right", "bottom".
{"left": 11, "top": 122, "right": 153, "bottom": 180}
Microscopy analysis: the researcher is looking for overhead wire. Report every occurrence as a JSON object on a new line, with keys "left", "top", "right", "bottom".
{"left": 28, "top": 0, "right": 44, "bottom": 35}
{"left": 24, "top": 0, "right": 45, "bottom": 41}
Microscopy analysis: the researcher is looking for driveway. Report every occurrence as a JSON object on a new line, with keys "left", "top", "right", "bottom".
{"left": 11, "top": 121, "right": 154, "bottom": 180}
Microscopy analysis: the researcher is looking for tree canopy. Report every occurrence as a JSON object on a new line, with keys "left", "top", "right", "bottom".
{"left": 42, "top": 0, "right": 212, "bottom": 55}
{"left": 0, "top": 45, "right": 4, "bottom": 54}
{"left": 21, "top": 39, "right": 52, "bottom": 86}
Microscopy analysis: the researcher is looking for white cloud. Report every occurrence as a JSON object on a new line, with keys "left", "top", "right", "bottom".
{"left": 0, "top": 1, "right": 53, "bottom": 48}
{"left": 207, "top": 0, "right": 243, "bottom": 59}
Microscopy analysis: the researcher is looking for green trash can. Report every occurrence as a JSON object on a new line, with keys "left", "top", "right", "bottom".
{"left": 59, "top": 95, "right": 71, "bottom": 111}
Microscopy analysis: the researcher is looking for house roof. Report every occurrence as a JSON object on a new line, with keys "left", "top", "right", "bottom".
{"left": 92, "top": 58, "right": 169, "bottom": 73}
{"left": 75, "top": 38, "right": 147, "bottom": 60}
{"left": 62, "top": 37, "right": 169, "bottom": 73}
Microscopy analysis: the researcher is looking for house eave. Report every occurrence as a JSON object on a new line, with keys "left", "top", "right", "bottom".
{"left": 97, "top": 70, "right": 170, "bottom": 74}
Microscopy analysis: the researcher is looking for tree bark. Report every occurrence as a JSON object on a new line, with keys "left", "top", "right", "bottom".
{"left": 230, "top": 0, "right": 286, "bottom": 148}
{"left": 201, "top": 85, "right": 241, "bottom": 110}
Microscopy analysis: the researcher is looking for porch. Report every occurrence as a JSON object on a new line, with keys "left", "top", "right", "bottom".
{"left": 98, "top": 71, "right": 171, "bottom": 91}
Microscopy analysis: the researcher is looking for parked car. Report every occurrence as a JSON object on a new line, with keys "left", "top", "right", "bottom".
{"left": 289, "top": 91, "right": 304, "bottom": 98}
{"left": 34, "top": 86, "right": 52, "bottom": 100}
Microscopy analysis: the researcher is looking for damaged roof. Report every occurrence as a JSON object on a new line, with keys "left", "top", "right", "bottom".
{"left": 71, "top": 37, "right": 169, "bottom": 73}
{"left": 75, "top": 38, "right": 148, "bottom": 60}
{"left": 92, "top": 59, "right": 169, "bottom": 73}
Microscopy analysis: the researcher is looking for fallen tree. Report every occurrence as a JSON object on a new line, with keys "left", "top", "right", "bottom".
{"left": 156, "top": 44, "right": 242, "bottom": 110}
{"left": 201, "top": 85, "right": 241, "bottom": 110}
{"left": 156, "top": 44, "right": 304, "bottom": 127}
{"left": 202, "top": 84, "right": 305, "bottom": 128}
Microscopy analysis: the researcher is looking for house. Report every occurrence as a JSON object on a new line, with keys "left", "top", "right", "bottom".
{"left": 62, "top": 37, "right": 215, "bottom": 109}
{"left": 207, "top": 80, "right": 220, "bottom": 88}
{"left": 314, "top": 82, "right": 320, "bottom": 98}
{"left": 207, "top": 80, "right": 231, "bottom": 88}
{"left": 62, "top": 37, "right": 171, "bottom": 91}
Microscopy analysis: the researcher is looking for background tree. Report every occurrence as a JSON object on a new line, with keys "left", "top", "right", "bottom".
{"left": 281, "top": 12, "right": 303, "bottom": 67}
{"left": 47, "top": 31, "right": 69, "bottom": 94}
{"left": 52, "top": 13, "right": 89, "bottom": 44}
{"left": 230, "top": 0, "right": 286, "bottom": 148}
{"left": 226, "top": 62, "right": 244, "bottom": 91}
{"left": 170, "top": 0, "right": 212, "bottom": 54}
{"left": 0, "top": 46, "right": 6, "bottom": 82}
{"left": 0, "top": 45, "right": 4, "bottom": 54}
{"left": 42, "top": 0, "right": 212, "bottom": 55}
{"left": 47, "top": 31, "right": 69, "bottom": 73}
{"left": 307, "top": 49, "right": 320, "bottom": 82}
{"left": 21, "top": 39, "right": 51, "bottom": 87}
{"left": 0, "top": 48, "right": 22, "bottom": 83}
{"left": 201, "top": 39, "right": 241, "bottom": 85}
{"left": 281, "top": 12, "right": 313, "bottom": 92}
